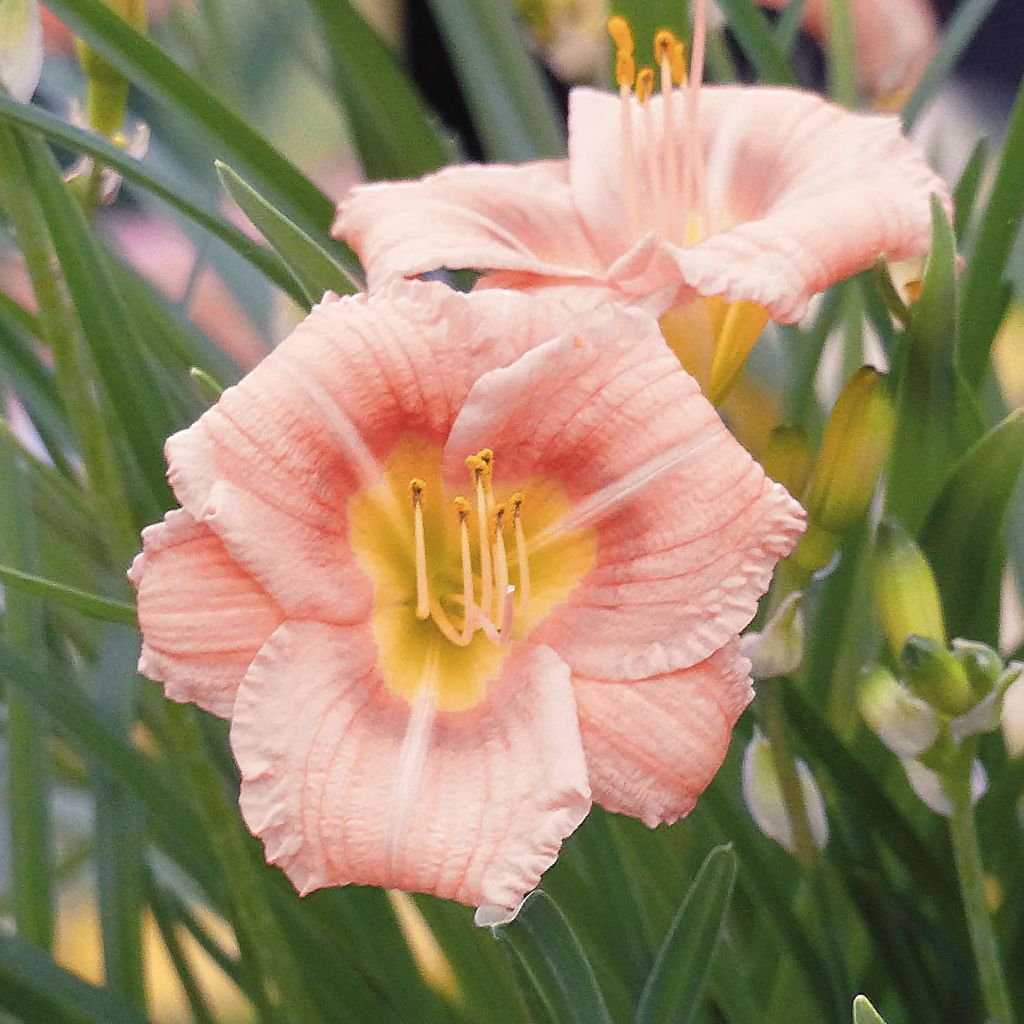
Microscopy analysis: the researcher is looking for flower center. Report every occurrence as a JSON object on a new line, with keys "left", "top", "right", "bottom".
{"left": 607, "top": 5, "right": 708, "bottom": 246}
{"left": 350, "top": 436, "right": 596, "bottom": 711}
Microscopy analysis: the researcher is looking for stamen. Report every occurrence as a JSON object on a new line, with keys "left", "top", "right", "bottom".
{"left": 683, "top": 0, "right": 708, "bottom": 231}
{"left": 636, "top": 68, "right": 666, "bottom": 233}
{"left": 609, "top": 16, "right": 641, "bottom": 239}
{"left": 510, "top": 492, "right": 531, "bottom": 610}
{"left": 655, "top": 30, "right": 682, "bottom": 241}
{"left": 454, "top": 496, "right": 475, "bottom": 644}
{"left": 409, "top": 479, "right": 429, "bottom": 620}
{"left": 498, "top": 585, "right": 515, "bottom": 645}
{"left": 491, "top": 504, "right": 509, "bottom": 627}
{"left": 467, "top": 455, "right": 493, "bottom": 617}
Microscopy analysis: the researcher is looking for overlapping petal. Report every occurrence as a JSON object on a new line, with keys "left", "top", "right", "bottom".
{"left": 232, "top": 620, "right": 590, "bottom": 908}
{"left": 128, "top": 508, "right": 282, "bottom": 717}
{"left": 573, "top": 643, "right": 752, "bottom": 826}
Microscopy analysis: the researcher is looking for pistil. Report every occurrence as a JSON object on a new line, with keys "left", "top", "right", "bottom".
{"left": 510, "top": 492, "right": 531, "bottom": 610}
{"left": 409, "top": 478, "right": 430, "bottom": 620}
{"left": 636, "top": 67, "right": 666, "bottom": 233}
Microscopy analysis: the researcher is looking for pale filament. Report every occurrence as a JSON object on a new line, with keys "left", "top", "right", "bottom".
{"left": 609, "top": 17, "right": 641, "bottom": 241}
{"left": 637, "top": 69, "right": 666, "bottom": 234}
{"left": 683, "top": 0, "right": 708, "bottom": 232}
{"left": 407, "top": 455, "right": 532, "bottom": 650}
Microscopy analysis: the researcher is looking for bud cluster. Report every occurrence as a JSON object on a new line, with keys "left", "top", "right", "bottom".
{"left": 862, "top": 520, "right": 1022, "bottom": 815}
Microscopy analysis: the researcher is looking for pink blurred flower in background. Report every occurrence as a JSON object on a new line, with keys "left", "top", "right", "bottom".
{"left": 755, "top": 0, "right": 939, "bottom": 108}
{"left": 40, "top": 0, "right": 180, "bottom": 53}
{"left": 129, "top": 281, "right": 803, "bottom": 911}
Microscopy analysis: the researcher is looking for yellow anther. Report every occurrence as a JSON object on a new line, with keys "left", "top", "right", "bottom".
{"left": 509, "top": 492, "right": 525, "bottom": 520}
{"left": 607, "top": 15, "right": 634, "bottom": 55}
{"left": 653, "top": 29, "right": 675, "bottom": 63}
{"left": 636, "top": 67, "right": 655, "bottom": 105}
{"left": 671, "top": 40, "right": 687, "bottom": 83}
{"left": 409, "top": 478, "right": 426, "bottom": 503}
{"left": 453, "top": 496, "right": 471, "bottom": 520}
{"left": 615, "top": 51, "right": 636, "bottom": 88}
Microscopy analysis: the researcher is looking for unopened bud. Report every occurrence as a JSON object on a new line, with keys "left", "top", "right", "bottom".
{"left": 903, "top": 757, "right": 986, "bottom": 817}
{"left": 999, "top": 664, "right": 1024, "bottom": 758}
{"left": 857, "top": 666, "right": 938, "bottom": 758}
{"left": 762, "top": 426, "right": 813, "bottom": 499}
{"left": 900, "top": 635, "right": 974, "bottom": 717}
{"left": 0, "top": 0, "right": 42, "bottom": 103}
{"left": 741, "top": 730, "right": 828, "bottom": 854}
{"left": 873, "top": 520, "right": 945, "bottom": 656}
{"left": 804, "top": 367, "right": 895, "bottom": 535}
{"left": 740, "top": 592, "right": 804, "bottom": 681}
{"left": 952, "top": 639, "right": 1003, "bottom": 699}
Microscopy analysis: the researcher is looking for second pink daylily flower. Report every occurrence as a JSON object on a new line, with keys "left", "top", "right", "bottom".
{"left": 336, "top": 10, "right": 950, "bottom": 401}
{"left": 130, "top": 281, "right": 803, "bottom": 913}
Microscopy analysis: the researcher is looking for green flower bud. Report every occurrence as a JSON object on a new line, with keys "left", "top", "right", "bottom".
{"left": 762, "top": 425, "right": 813, "bottom": 499}
{"left": 951, "top": 639, "right": 1003, "bottom": 698}
{"left": 900, "top": 635, "right": 973, "bottom": 717}
{"left": 857, "top": 665, "right": 938, "bottom": 758}
{"left": 872, "top": 519, "right": 945, "bottom": 656}
{"left": 803, "top": 367, "right": 895, "bottom": 535}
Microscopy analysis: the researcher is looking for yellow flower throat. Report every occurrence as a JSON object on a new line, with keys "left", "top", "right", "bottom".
{"left": 350, "top": 436, "right": 596, "bottom": 711}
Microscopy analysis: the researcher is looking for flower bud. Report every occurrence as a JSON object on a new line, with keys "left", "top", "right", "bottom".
{"left": 803, "top": 367, "right": 895, "bottom": 535}
{"left": 903, "top": 757, "right": 987, "bottom": 817}
{"left": 0, "top": 0, "right": 43, "bottom": 103}
{"left": 857, "top": 665, "right": 938, "bottom": 758}
{"left": 1000, "top": 664, "right": 1024, "bottom": 758}
{"left": 900, "top": 635, "right": 974, "bottom": 717}
{"left": 872, "top": 519, "right": 945, "bottom": 657}
{"left": 951, "top": 639, "right": 1003, "bottom": 699}
{"left": 740, "top": 592, "right": 804, "bottom": 681}
{"left": 762, "top": 426, "right": 813, "bottom": 499}
{"left": 741, "top": 730, "right": 828, "bottom": 854}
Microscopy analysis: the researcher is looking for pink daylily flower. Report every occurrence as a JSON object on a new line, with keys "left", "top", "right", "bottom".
{"left": 755, "top": 0, "right": 939, "bottom": 108}
{"left": 335, "top": 7, "right": 950, "bottom": 400}
{"left": 129, "top": 280, "right": 804, "bottom": 911}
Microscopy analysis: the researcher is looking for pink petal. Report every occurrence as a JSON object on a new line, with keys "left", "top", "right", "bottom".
{"left": 231, "top": 621, "right": 591, "bottom": 908}
{"left": 756, "top": 0, "right": 938, "bottom": 101}
{"left": 166, "top": 282, "right": 581, "bottom": 622}
{"left": 127, "top": 509, "right": 282, "bottom": 717}
{"left": 443, "top": 302, "right": 804, "bottom": 676}
{"left": 574, "top": 643, "right": 753, "bottom": 826}
{"left": 334, "top": 161, "right": 604, "bottom": 291}
{"left": 569, "top": 86, "right": 950, "bottom": 321}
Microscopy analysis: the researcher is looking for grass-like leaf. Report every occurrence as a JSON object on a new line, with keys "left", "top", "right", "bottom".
{"left": 958, "top": 75, "right": 1024, "bottom": 386}
{"left": 920, "top": 410, "right": 1024, "bottom": 645}
{"left": 714, "top": 0, "right": 798, "bottom": 85}
{"left": 636, "top": 845, "right": 737, "bottom": 1024}
{"left": 425, "top": 0, "right": 567, "bottom": 161}
{"left": 0, "top": 564, "right": 137, "bottom": 625}
{"left": 217, "top": 161, "right": 358, "bottom": 307}
{"left": 492, "top": 890, "right": 615, "bottom": 1024}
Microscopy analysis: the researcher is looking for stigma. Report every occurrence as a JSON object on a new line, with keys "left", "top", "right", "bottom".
{"left": 408, "top": 449, "right": 529, "bottom": 649}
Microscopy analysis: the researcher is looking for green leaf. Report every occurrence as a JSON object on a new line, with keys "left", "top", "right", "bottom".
{"left": 0, "top": 93, "right": 309, "bottom": 305}
{"left": 635, "top": 845, "right": 737, "bottom": 1024}
{"left": 217, "top": 161, "right": 358, "bottom": 307}
{"left": 0, "top": 564, "right": 137, "bottom": 625}
{"left": 0, "top": 932, "right": 149, "bottom": 1024}
{"left": 853, "top": 994, "right": 888, "bottom": 1024}
{"left": 887, "top": 197, "right": 981, "bottom": 534}
{"left": 491, "top": 890, "right": 615, "bottom": 1024}
{"left": 425, "top": 0, "right": 566, "bottom": 161}
{"left": 302, "top": 0, "right": 452, "bottom": 179}
{"left": 713, "top": 0, "right": 798, "bottom": 85}
{"left": 902, "top": 0, "right": 1000, "bottom": 131}
{"left": 920, "top": 411, "right": 1024, "bottom": 645}
{"left": 958, "top": 75, "right": 1024, "bottom": 386}
{"left": 39, "top": 0, "right": 345, "bottom": 247}
{"left": 953, "top": 138, "right": 989, "bottom": 241}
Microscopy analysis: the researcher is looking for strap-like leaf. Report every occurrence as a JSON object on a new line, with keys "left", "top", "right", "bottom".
{"left": 635, "top": 845, "right": 737, "bottom": 1024}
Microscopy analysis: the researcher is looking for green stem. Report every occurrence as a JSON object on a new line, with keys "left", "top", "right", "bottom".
{"left": 758, "top": 686, "right": 817, "bottom": 868}
{"left": 946, "top": 763, "right": 1016, "bottom": 1024}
